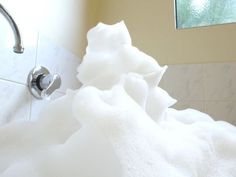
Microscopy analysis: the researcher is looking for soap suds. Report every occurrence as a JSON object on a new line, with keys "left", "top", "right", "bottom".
{"left": 0, "top": 21, "right": 236, "bottom": 177}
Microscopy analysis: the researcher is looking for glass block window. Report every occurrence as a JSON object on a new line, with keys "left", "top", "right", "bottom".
{"left": 175, "top": 0, "right": 236, "bottom": 29}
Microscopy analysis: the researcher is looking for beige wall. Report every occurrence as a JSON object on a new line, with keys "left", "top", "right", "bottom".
{"left": 96, "top": 0, "right": 236, "bottom": 65}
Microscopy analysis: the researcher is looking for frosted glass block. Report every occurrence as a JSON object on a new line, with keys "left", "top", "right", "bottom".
{"left": 175, "top": 0, "right": 236, "bottom": 29}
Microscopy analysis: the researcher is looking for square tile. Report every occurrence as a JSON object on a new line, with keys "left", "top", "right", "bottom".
{"left": 36, "top": 35, "right": 82, "bottom": 93}
{"left": 0, "top": 79, "right": 31, "bottom": 125}
{"left": 30, "top": 91, "right": 64, "bottom": 121}
{"left": 203, "top": 62, "right": 236, "bottom": 101}
{"left": 205, "top": 101, "right": 236, "bottom": 126}
{"left": 160, "top": 64, "right": 204, "bottom": 101}
{"left": 172, "top": 100, "right": 205, "bottom": 112}
{"left": 0, "top": 18, "right": 38, "bottom": 84}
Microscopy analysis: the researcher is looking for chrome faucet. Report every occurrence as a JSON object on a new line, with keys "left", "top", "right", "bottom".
{"left": 28, "top": 66, "right": 61, "bottom": 100}
{"left": 0, "top": 3, "right": 24, "bottom": 53}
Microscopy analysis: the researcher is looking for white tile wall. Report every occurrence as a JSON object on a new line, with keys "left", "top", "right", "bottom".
{"left": 160, "top": 62, "right": 236, "bottom": 125}
{"left": 0, "top": 16, "right": 38, "bottom": 84}
{"left": 36, "top": 35, "right": 82, "bottom": 93}
{"left": 173, "top": 101, "right": 205, "bottom": 112}
{"left": 204, "top": 63, "right": 236, "bottom": 101}
{"left": 30, "top": 91, "right": 65, "bottom": 121}
{"left": 205, "top": 101, "right": 236, "bottom": 125}
{"left": 0, "top": 79, "right": 31, "bottom": 125}
{"left": 160, "top": 64, "right": 204, "bottom": 101}
{"left": 0, "top": 20, "right": 81, "bottom": 124}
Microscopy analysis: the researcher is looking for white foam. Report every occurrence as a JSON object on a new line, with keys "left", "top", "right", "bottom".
{"left": 0, "top": 21, "right": 236, "bottom": 177}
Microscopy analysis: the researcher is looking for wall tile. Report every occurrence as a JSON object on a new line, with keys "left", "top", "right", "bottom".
{"left": 204, "top": 62, "right": 236, "bottom": 101}
{"left": 160, "top": 62, "right": 236, "bottom": 126}
{"left": 0, "top": 18, "right": 38, "bottom": 84}
{"left": 0, "top": 21, "right": 81, "bottom": 125}
{"left": 0, "top": 46, "right": 37, "bottom": 84}
{"left": 205, "top": 101, "right": 236, "bottom": 125}
{"left": 172, "top": 100, "right": 205, "bottom": 112}
{"left": 30, "top": 91, "right": 64, "bottom": 121}
{"left": 0, "top": 79, "right": 31, "bottom": 125}
{"left": 36, "top": 35, "right": 82, "bottom": 93}
{"left": 160, "top": 64, "right": 204, "bottom": 101}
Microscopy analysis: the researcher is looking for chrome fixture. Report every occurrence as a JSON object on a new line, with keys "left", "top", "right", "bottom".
{"left": 28, "top": 66, "right": 61, "bottom": 99}
{"left": 0, "top": 3, "right": 24, "bottom": 53}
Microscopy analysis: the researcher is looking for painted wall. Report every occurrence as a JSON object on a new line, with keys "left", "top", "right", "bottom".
{"left": 96, "top": 0, "right": 236, "bottom": 65}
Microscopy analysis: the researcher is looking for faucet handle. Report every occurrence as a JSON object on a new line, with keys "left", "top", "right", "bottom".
{"left": 28, "top": 66, "right": 62, "bottom": 100}
{"left": 40, "top": 74, "right": 61, "bottom": 99}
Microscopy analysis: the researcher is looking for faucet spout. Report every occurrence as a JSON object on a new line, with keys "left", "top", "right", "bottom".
{"left": 0, "top": 4, "right": 24, "bottom": 54}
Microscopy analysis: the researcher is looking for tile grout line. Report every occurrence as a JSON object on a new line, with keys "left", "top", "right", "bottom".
{"left": 202, "top": 64, "right": 207, "bottom": 112}
{"left": 202, "top": 63, "right": 207, "bottom": 113}
{"left": 28, "top": 32, "right": 44, "bottom": 121}
{"left": 28, "top": 95, "right": 33, "bottom": 121}
{"left": 0, "top": 77, "right": 26, "bottom": 86}
{"left": 34, "top": 32, "right": 40, "bottom": 67}
{"left": 166, "top": 61, "right": 236, "bottom": 66}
